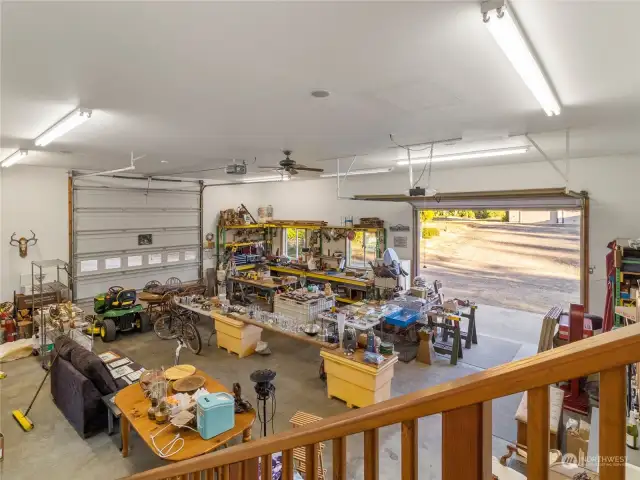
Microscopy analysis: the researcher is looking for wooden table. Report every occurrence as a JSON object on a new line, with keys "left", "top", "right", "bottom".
{"left": 114, "top": 369, "right": 255, "bottom": 461}
{"left": 320, "top": 348, "right": 397, "bottom": 408}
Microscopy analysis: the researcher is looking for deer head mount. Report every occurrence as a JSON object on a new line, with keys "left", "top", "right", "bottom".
{"left": 10, "top": 231, "right": 38, "bottom": 258}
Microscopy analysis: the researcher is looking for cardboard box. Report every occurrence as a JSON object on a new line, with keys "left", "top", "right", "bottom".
{"left": 15, "top": 291, "right": 62, "bottom": 310}
{"left": 565, "top": 419, "right": 590, "bottom": 465}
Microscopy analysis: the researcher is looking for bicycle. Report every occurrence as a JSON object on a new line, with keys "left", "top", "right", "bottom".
{"left": 154, "top": 308, "right": 202, "bottom": 355}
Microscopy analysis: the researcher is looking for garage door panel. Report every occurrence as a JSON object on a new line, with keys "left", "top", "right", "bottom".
{"left": 75, "top": 212, "right": 199, "bottom": 231}
{"left": 75, "top": 265, "right": 199, "bottom": 300}
{"left": 75, "top": 231, "right": 199, "bottom": 255}
{"left": 75, "top": 189, "right": 199, "bottom": 209}
{"left": 73, "top": 182, "right": 202, "bottom": 301}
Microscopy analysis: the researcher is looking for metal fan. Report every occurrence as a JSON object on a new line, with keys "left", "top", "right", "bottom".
{"left": 258, "top": 150, "right": 324, "bottom": 175}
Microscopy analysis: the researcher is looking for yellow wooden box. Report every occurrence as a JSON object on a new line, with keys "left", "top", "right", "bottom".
{"left": 320, "top": 349, "right": 397, "bottom": 408}
{"left": 213, "top": 312, "right": 262, "bottom": 358}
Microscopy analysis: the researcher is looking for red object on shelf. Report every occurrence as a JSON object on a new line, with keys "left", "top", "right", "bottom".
{"left": 3, "top": 319, "right": 17, "bottom": 343}
{"left": 559, "top": 303, "right": 590, "bottom": 415}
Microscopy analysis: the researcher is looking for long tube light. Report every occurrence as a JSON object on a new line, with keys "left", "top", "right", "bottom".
{"left": 320, "top": 167, "right": 393, "bottom": 178}
{"left": 34, "top": 108, "right": 92, "bottom": 146}
{"left": 396, "top": 146, "right": 529, "bottom": 166}
{"left": 242, "top": 174, "right": 291, "bottom": 184}
{"left": 482, "top": 1, "right": 560, "bottom": 116}
{"left": 1, "top": 149, "right": 28, "bottom": 168}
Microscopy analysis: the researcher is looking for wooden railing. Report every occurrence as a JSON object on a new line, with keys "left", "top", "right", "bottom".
{"left": 123, "top": 323, "right": 640, "bottom": 480}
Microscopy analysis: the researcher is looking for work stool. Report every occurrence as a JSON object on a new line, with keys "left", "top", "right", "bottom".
{"left": 428, "top": 313, "right": 463, "bottom": 365}
{"left": 290, "top": 411, "right": 326, "bottom": 480}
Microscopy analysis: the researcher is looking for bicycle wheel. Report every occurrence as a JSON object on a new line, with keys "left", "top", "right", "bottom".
{"left": 183, "top": 323, "right": 202, "bottom": 355}
{"left": 154, "top": 314, "right": 178, "bottom": 340}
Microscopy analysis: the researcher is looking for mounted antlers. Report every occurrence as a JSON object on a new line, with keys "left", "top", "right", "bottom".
{"left": 10, "top": 230, "right": 38, "bottom": 258}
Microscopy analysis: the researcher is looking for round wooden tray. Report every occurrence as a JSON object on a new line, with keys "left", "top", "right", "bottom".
{"left": 173, "top": 375, "right": 205, "bottom": 393}
{"left": 165, "top": 364, "right": 196, "bottom": 381}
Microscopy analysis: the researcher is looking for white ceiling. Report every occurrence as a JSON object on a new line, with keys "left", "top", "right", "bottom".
{"left": 2, "top": 1, "right": 640, "bottom": 179}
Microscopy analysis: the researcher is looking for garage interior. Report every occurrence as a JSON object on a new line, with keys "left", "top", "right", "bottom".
{"left": 2, "top": 2, "right": 640, "bottom": 480}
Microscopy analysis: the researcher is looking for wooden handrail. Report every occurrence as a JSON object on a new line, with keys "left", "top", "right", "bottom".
{"left": 122, "top": 323, "right": 640, "bottom": 480}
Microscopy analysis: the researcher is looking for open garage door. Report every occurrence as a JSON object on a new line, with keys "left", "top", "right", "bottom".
{"left": 354, "top": 188, "right": 589, "bottom": 309}
{"left": 71, "top": 177, "right": 203, "bottom": 301}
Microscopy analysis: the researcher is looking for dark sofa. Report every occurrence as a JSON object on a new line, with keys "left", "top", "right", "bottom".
{"left": 51, "top": 337, "right": 122, "bottom": 438}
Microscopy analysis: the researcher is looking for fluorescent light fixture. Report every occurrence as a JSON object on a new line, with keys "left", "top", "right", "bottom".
{"left": 483, "top": 1, "right": 560, "bottom": 116}
{"left": 34, "top": 108, "right": 92, "bottom": 146}
{"left": 320, "top": 167, "right": 393, "bottom": 178}
{"left": 242, "top": 174, "right": 291, "bottom": 184}
{"left": 396, "top": 146, "right": 529, "bottom": 166}
{"left": 1, "top": 149, "right": 28, "bottom": 168}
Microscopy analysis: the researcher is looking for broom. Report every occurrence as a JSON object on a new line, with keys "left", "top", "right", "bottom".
{"left": 13, "top": 351, "right": 60, "bottom": 432}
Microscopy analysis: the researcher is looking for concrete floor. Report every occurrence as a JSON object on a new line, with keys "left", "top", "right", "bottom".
{"left": 1, "top": 305, "right": 545, "bottom": 479}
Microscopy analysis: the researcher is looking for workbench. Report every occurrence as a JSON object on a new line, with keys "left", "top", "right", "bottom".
{"left": 212, "top": 309, "right": 339, "bottom": 353}
{"left": 269, "top": 266, "right": 372, "bottom": 288}
{"left": 231, "top": 275, "right": 298, "bottom": 308}
{"left": 320, "top": 348, "right": 397, "bottom": 408}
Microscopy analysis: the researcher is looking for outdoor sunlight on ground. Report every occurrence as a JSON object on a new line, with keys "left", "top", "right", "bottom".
{"left": 419, "top": 221, "right": 580, "bottom": 313}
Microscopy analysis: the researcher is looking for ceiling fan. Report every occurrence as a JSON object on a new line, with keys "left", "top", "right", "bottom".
{"left": 258, "top": 150, "right": 324, "bottom": 175}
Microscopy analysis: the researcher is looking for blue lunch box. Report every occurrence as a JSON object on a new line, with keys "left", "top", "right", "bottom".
{"left": 197, "top": 392, "right": 235, "bottom": 440}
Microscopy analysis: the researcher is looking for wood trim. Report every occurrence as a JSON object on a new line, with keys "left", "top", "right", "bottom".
{"left": 443, "top": 403, "right": 483, "bottom": 480}
{"left": 581, "top": 197, "right": 590, "bottom": 311}
{"left": 305, "top": 444, "right": 319, "bottom": 480}
{"left": 600, "top": 366, "right": 626, "bottom": 479}
{"left": 332, "top": 437, "right": 347, "bottom": 480}
{"left": 120, "top": 323, "right": 640, "bottom": 480}
{"left": 364, "top": 429, "right": 379, "bottom": 480}
{"left": 401, "top": 420, "right": 418, "bottom": 480}
{"left": 281, "top": 449, "right": 294, "bottom": 480}
{"left": 527, "top": 386, "right": 549, "bottom": 480}
{"left": 260, "top": 455, "right": 272, "bottom": 480}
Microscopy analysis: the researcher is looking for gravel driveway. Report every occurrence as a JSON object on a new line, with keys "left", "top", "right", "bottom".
{"left": 419, "top": 221, "right": 580, "bottom": 313}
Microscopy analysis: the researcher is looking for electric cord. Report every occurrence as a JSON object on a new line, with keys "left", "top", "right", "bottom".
{"left": 150, "top": 423, "right": 198, "bottom": 458}
{"left": 389, "top": 134, "right": 433, "bottom": 152}
{"left": 339, "top": 155, "right": 358, "bottom": 188}
{"left": 412, "top": 143, "right": 434, "bottom": 188}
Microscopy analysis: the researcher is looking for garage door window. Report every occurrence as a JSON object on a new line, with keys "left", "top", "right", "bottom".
{"left": 128, "top": 255, "right": 143, "bottom": 267}
{"left": 167, "top": 252, "right": 180, "bottom": 263}
{"left": 148, "top": 253, "right": 162, "bottom": 264}
{"left": 80, "top": 260, "right": 98, "bottom": 272}
{"left": 105, "top": 258, "right": 121, "bottom": 269}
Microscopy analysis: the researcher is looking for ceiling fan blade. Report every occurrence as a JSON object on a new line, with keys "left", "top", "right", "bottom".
{"left": 293, "top": 165, "right": 324, "bottom": 173}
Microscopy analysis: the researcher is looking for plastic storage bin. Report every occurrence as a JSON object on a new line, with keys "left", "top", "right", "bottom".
{"left": 197, "top": 392, "right": 235, "bottom": 440}
{"left": 384, "top": 308, "right": 420, "bottom": 328}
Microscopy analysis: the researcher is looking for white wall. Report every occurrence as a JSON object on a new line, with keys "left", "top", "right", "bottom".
{"left": 1, "top": 166, "right": 69, "bottom": 300}
{"left": 204, "top": 154, "right": 639, "bottom": 317}
{"left": 0, "top": 154, "right": 632, "bottom": 316}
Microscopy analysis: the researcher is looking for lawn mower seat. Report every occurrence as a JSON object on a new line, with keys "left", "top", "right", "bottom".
{"left": 112, "top": 289, "right": 137, "bottom": 309}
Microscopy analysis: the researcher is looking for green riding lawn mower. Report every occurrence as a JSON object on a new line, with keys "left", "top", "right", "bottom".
{"left": 85, "top": 286, "right": 151, "bottom": 342}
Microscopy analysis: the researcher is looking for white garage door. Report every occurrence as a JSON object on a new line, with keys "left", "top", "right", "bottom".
{"left": 72, "top": 178, "right": 202, "bottom": 301}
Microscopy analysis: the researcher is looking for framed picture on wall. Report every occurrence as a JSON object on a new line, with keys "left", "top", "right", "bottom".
{"left": 138, "top": 234, "right": 153, "bottom": 246}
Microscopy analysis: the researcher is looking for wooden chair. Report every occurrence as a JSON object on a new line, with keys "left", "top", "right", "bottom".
{"left": 165, "top": 277, "right": 182, "bottom": 290}
{"left": 290, "top": 411, "right": 326, "bottom": 480}
{"left": 143, "top": 280, "right": 161, "bottom": 292}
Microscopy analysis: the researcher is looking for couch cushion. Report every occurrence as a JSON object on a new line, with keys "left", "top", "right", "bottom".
{"left": 55, "top": 336, "right": 80, "bottom": 361}
{"left": 70, "top": 348, "right": 118, "bottom": 395}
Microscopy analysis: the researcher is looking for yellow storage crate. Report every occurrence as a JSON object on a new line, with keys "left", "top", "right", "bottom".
{"left": 213, "top": 312, "right": 262, "bottom": 358}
